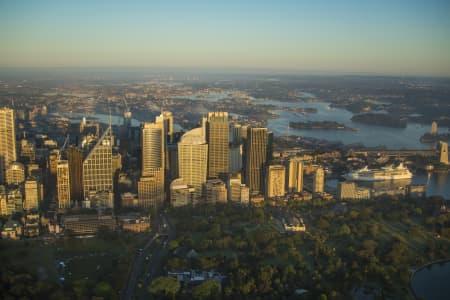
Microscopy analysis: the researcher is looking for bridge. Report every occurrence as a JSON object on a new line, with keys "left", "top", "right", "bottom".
{"left": 353, "top": 149, "right": 437, "bottom": 157}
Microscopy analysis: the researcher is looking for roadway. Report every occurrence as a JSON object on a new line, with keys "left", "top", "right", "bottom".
{"left": 121, "top": 211, "right": 175, "bottom": 300}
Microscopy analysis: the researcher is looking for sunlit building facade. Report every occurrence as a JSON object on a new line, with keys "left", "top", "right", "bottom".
{"left": 82, "top": 127, "right": 114, "bottom": 208}
{"left": 266, "top": 164, "right": 286, "bottom": 199}
{"left": 178, "top": 128, "right": 208, "bottom": 204}
{"left": 205, "top": 112, "right": 229, "bottom": 179}
{"left": 245, "top": 127, "right": 269, "bottom": 195}
{"left": 24, "top": 177, "right": 40, "bottom": 211}
{"left": 0, "top": 108, "right": 16, "bottom": 184}
{"left": 288, "top": 157, "right": 303, "bottom": 193}
{"left": 57, "top": 160, "right": 71, "bottom": 209}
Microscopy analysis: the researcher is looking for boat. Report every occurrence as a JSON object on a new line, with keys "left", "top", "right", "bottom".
{"left": 344, "top": 163, "right": 413, "bottom": 181}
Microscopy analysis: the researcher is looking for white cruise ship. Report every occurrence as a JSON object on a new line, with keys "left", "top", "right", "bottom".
{"left": 344, "top": 163, "right": 413, "bottom": 181}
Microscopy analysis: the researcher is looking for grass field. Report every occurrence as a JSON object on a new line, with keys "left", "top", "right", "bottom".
{"left": 0, "top": 234, "right": 148, "bottom": 292}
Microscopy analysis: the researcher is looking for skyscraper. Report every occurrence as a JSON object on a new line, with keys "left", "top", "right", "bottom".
{"left": 245, "top": 127, "right": 269, "bottom": 195}
{"left": 0, "top": 108, "right": 17, "bottom": 183}
{"left": 313, "top": 167, "right": 325, "bottom": 194}
{"left": 288, "top": 158, "right": 303, "bottom": 193}
{"left": 266, "top": 164, "right": 286, "bottom": 199}
{"left": 440, "top": 141, "right": 449, "bottom": 165}
{"left": 205, "top": 112, "right": 229, "bottom": 179}
{"left": 66, "top": 146, "right": 84, "bottom": 203}
{"left": 431, "top": 121, "right": 438, "bottom": 135}
{"left": 24, "top": 177, "right": 40, "bottom": 211}
{"left": 177, "top": 128, "right": 208, "bottom": 204}
{"left": 57, "top": 160, "right": 71, "bottom": 209}
{"left": 6, "top": 162, "right": 25, "bottom": 186}
{"left": 156, "top": 111, "right": 174, "bottom": 144}
{"left": 229, "top": 144, "right": 243, "bottom": 174}
{"left": 82, "top": 127, "right": 114, "bottom": 208}
{"left": 141, "top": 122, "right": 164, "bottom": 177}
{"left": 138, "top": 121, "right": 165, "bottom": 208}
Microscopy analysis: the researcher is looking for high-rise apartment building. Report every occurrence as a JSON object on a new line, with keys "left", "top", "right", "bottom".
{"left": 244, "top": 127, "right": 269, "bottom": 195}
{"left": 57, "top": 160, "right": 71, "bottom": 209}
{"left": 288, "top": 158, "right": 304, "bottom": 193}
{"left": 205, "top": 112, "right": 229, "bottom": 179}
{"left": 0, "top": 108, "right": 17, "bottom": 183}
{"left": 177, "top": 128, "right": 208, "bottom": 204}
{"left": 313, "top": 167, "right": 325, "bottom": 194}
{"left": 82, "top": 127, "right": 114, "bottom": 208}
{"left": 266, "top": 164, "right": 286, "bottom": 199}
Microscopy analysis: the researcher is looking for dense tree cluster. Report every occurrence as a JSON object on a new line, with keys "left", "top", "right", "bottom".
{"left": 160, "top": 196, "right": 450, "bottom": 299}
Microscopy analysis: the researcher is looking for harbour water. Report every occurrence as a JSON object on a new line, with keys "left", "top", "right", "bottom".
{"left": 410, "top": 261, "right": 450, "bottom": 300}
{"left": 260, "top": 101, "right": 439, "bottom": 150}
{"left": 326, "top": 172, "right": 450, "bottom": 199}
{"left": 64, "top": 93, "right": 450, "bottom": 199}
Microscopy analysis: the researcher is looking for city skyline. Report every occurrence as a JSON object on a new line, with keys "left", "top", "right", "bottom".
{"left": 1, "top": 0, "right": 450, "bottom": 76}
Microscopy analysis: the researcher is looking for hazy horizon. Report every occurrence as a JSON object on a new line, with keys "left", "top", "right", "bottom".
{"left": 1, "top": 0, "right": 450, "bottom": 77}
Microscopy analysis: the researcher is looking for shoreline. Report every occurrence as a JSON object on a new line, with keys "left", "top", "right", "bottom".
{"left": 409, "top": 259, "right": 450, "bottom": 300}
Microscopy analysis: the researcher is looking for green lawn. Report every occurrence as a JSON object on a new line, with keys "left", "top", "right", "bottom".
{"left": 0, "top": 234, "right": 147, "bottom": 293}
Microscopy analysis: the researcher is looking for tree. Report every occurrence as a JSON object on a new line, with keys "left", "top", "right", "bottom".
{"left": 93, "top": 281, "right": 113, "bottom": 298}
{"left": 193, "top": 280, "right": 221, "bottom": 300}
{"left": 257, "top": 265, "right": 275, "bottom": 294}
{"left": 148, "top": 277, "right": 180, "bottom": 299}
{"left": 167, "top": 240, "right": 179, "bottom": 251}
{"left": 336, "top": 224, "right": 351, "bottom": 236}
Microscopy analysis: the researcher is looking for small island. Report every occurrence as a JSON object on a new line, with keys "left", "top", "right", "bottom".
{"left": 420, "top": 132, "right": 450, "bottom": 143}
{"left": 289, "top": 121, "right": 356, "bottom": 131}
{"left": 351, "top": 113, "right": 407, "bottom": 128}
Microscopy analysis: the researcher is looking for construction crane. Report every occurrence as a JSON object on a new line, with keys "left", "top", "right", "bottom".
{"left": 57, "top": 134, "right": 70, "bottom": 161}
{"left": 123, "top": 97, "right": 130, "bottom": 112}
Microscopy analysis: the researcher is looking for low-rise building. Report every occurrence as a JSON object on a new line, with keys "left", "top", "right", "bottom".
{"left": 117, "top": 213, "right": 150, "bottom": 233}
{"left": 204, "top": 179, "right": 227, "bottom": 204}
{"left": 170, "top": 178, "right": 195, "bottom": 207}
{"left": 1, "top": 220, "right": 22, "bottom": 240}
{"left": 283, "top": 216, "right": 306, "bottom": 232}
{"left": 121, "top": 192, "right": 139, "bottom": 208}
{"left": 62, "top": 214, "right": 116, "bottom": 235}
{"left": 167, "top": 270, "right": 225, "bottom": 284}
{"left": 407, "top": 184, "right": 426, "bottom": 198}
{"left": 338, "top": 182, "right": 371, "bottom": 201}
{"left": 24, "top": 212, "right": 40, "bottom": 237}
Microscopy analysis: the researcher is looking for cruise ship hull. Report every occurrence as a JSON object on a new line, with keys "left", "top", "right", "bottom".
{"left": 344, "top": 164, "right": 413, "bottom": 182}
{"left": 343, "top": 173, "right": 413, "bottom": 181}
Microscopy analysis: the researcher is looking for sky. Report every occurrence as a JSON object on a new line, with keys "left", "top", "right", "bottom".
{"left": 1, "top": 0, "right": 450, "bottom": 76}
